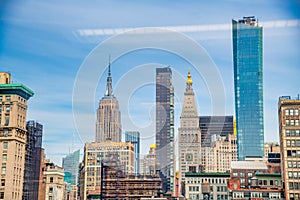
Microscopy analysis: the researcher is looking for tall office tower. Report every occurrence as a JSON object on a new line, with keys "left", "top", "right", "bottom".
{"left": 199, "top": 116, "right": 234, "bottom": 147}
{"left": 178, "top": 71, "right": 201, "bottom": 191}
{"left": 156, "top": 67, "right": 175, "bottom": 193}
{"left": 0, "top": 72, "right": 34, "bottom": 200}
{"left": 62, "top": 149, "right": 80, "bottom": 185}
{"left": 23, "top": 120, "right": 43, "bottom": 200}
{"left": 125, "top": 131, "right": 140, "bottom": 174}
{"left": 232, "top": 16, "right": 264, "bottom": 160}
{"left": 278, "top": 96, "right": 300, "bottom": 200}
{"left": 95, "top": 62, "right": 121, "bottom": 142}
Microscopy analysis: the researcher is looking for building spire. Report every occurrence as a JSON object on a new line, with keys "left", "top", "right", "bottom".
{"left": 186, "top": 69, "right": 193, "bottom": 91}
{"left": 105, "top": 56, "right": 113, "bottom": 97}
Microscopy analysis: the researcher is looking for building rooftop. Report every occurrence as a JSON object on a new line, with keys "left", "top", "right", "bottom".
{"left": 255, "top": 172, "right": 281, "bottom": 177}
{"left": 185, "top": 172, "right": 230, "bottom": 177}
{"left": 0, "top": 83, "right": 34, "bottom": 100}
{"left": 231, "top": 161, "right": 268, "bottom": 170}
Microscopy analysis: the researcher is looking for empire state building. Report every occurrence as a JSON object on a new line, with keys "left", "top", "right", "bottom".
{"left": 95, "top": 62, "right": 121, "bottom": 142}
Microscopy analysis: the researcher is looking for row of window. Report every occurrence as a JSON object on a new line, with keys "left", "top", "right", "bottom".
{"left": 288, "top": 171, "right": 300, "bottom": 179}
{"left": 286, "top": 129, "right": 300, "bottom": 137}
{"left": 289, "top": 193, "right": 300, "bottom": 200}
{"left": 286, "top": 119, "right": 300, "bottom": 126}
{"left": 285, "top": 109, "right": 299, "bottom": 116}
{"left": 232, "top": 192, "right": 281, "bottom": 199}
{"left": 287, "top": 161, "right": 300, "bottom": 168}
{"left": 287, "top": 150, "right": 300, "bottom": 158}
{"left": 186, "top": 178, "right": 227, "bottom": 184}
{"left": 287, "top": 140, "right": 300, "bottom": 147}
{"left": 289, "top": 182, "right": 300, "bottom": 190}
{"left": 232, "top": 172, "right": 253, "bottom": 177}
{"left": 0, "top": 96, "right": 11, "bottom": 102}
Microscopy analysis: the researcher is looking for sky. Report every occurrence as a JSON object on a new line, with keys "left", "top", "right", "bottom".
{"left": 0, "top": 1, "right": 300, "bottom": 165}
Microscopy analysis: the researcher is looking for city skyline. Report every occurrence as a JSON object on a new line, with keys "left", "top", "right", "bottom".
{"left": 0, "top": 1, "right": 300, "bottom": 164}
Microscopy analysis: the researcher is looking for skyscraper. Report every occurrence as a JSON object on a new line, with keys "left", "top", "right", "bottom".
{"left": 62, "top": 149, "right": 80, "bottom": 185}
{"left": 95, "top": 62, "right": 121, "bottom": 142}
{"left": 156, "top": 67, "right": 174, "bottom": 193}
{"left": 23, "top": 120, "right": 43, "bottom": 200}
{"left": 0, "top": 72, "right": 34, "bottom": 200}
{"left": 278, "top": 96, "right": 300, "bottom": 200}
{"left": 178, "top": 71, "right": 201, "bottom": 193}
{"left": 199, "top": 116, "right": 234, "bottom": 147}
{"left": 125, "top": 131, "right": 140, "bottom": 175}
{"left": 232, "top": 16, "right": 264, "bottom": 160}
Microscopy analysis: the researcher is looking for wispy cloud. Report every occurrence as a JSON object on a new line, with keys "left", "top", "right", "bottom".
{"left": 76, "top": 19, "right": 300, "bottom": 37}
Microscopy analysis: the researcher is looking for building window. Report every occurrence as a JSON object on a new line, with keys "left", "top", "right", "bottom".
{"left": 50, "top": 177, "right": 53, "bottom": 183}
{"left": 247, "top": 172, "right": 252, "bottom": 177}
{"left": 5, "top": 106, "right": 10, "bottom": 113}
{"left": 287, "top": 140, "right": 291, "bottom": 147}
{"left": 4, "top": 130, "right": 8, "bottom": 137}
{"left": 295, "top": 109, "right": 299, "bottom": 116}
{"left": 288, "top": 161, "right": 292, "bottom": 168}
{"left": 286, "top": 120, "right": 290, "bottom": 126}
{"left": 270, "top": 180, "right": 274, "bottom": 185}
{"left": 3, "top": 142, "right": 8, "bottom": 149}
{"left": 286, "top": 130, "right": 290, "bottom": 136}
{"left": 0, "top": 192, "right": 4, "bottom": 199}
{"left": 0, "top": 179, "right": 4, "bottom": 187}
{"left": 4, "top": 118, "right": 9, "bottom": 126}
{"left": 2, "top": 154, "right": 7, "bottom": 162}
{"left": 240, "top": 179, "right": 245, "bottom": 185}
{"left": 49, "top": 187, "right": 53, "bottom": 193}
{"left": 296, "top": 120, "right": 299, "bottom": 126}
{"left": 5, "top": 96, "right": 10, "bottom": 101}
{"left": 290, "top": 109, "right": 294, "bottom": 116}
{"left": 233, "top": 172, "right": 238, "bottom": 177}
{"left": 285, "top": 109, "right": 289, "bottom": 116}
{"left": 291, "top": 120, "right": 295, "bottom": 126}
{"left": 240, "top": 173, "right": 245, "bottom": 177}
{"left": 1, "top": 167, "right": 6, "bottom": 175}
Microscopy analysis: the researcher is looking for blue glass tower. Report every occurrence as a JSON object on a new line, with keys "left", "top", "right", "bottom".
{"left": 232, "top": 16, "right": 264, "bottom": 160}
{"left": 125, "top": 131, "right": 140, "bottom": 175}
{"left": 62, "top": 149, "right": 80, "bottom": 185}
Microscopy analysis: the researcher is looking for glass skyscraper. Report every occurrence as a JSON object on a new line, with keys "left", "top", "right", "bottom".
{"left": 156, "top": 67, "right": 174, "bottom": 193}
{"left": 62, "top": 149, "right": 80, "bottom": 185}
{"left": 232, "top": 16, "right": 264, "bottom": 160}
{"left": 125, "top": 131, "right": 140, "bottom": 175}
{"left": 23, "top": 120, "right": 43, "bottom": 200}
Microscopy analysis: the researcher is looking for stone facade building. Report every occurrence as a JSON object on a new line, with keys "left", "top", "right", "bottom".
{"left": 78, "top": 141, "right": 134, "bottom": 200}
{"left": 202, "top": 134, "right": 237, "bottom": 172}
{"left": 278, "top": 96, "right": 300, "bottom": 200}
{"left": 95, "top": 62, "right": 121, "bottom": 142}
{"left": 178, "top": 71, "right": 201, "bottom": 194}
{"left": 0, "top": 72, "right": 34, "bottom": 200}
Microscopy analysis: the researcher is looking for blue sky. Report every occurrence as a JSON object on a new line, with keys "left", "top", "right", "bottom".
{"left": 1, "top": 1, "right": 300, "bottom": 165}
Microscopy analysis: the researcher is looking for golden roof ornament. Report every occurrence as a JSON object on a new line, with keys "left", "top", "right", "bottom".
{"left": 186, "top": 70, "right": 192, "bottom": 84}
